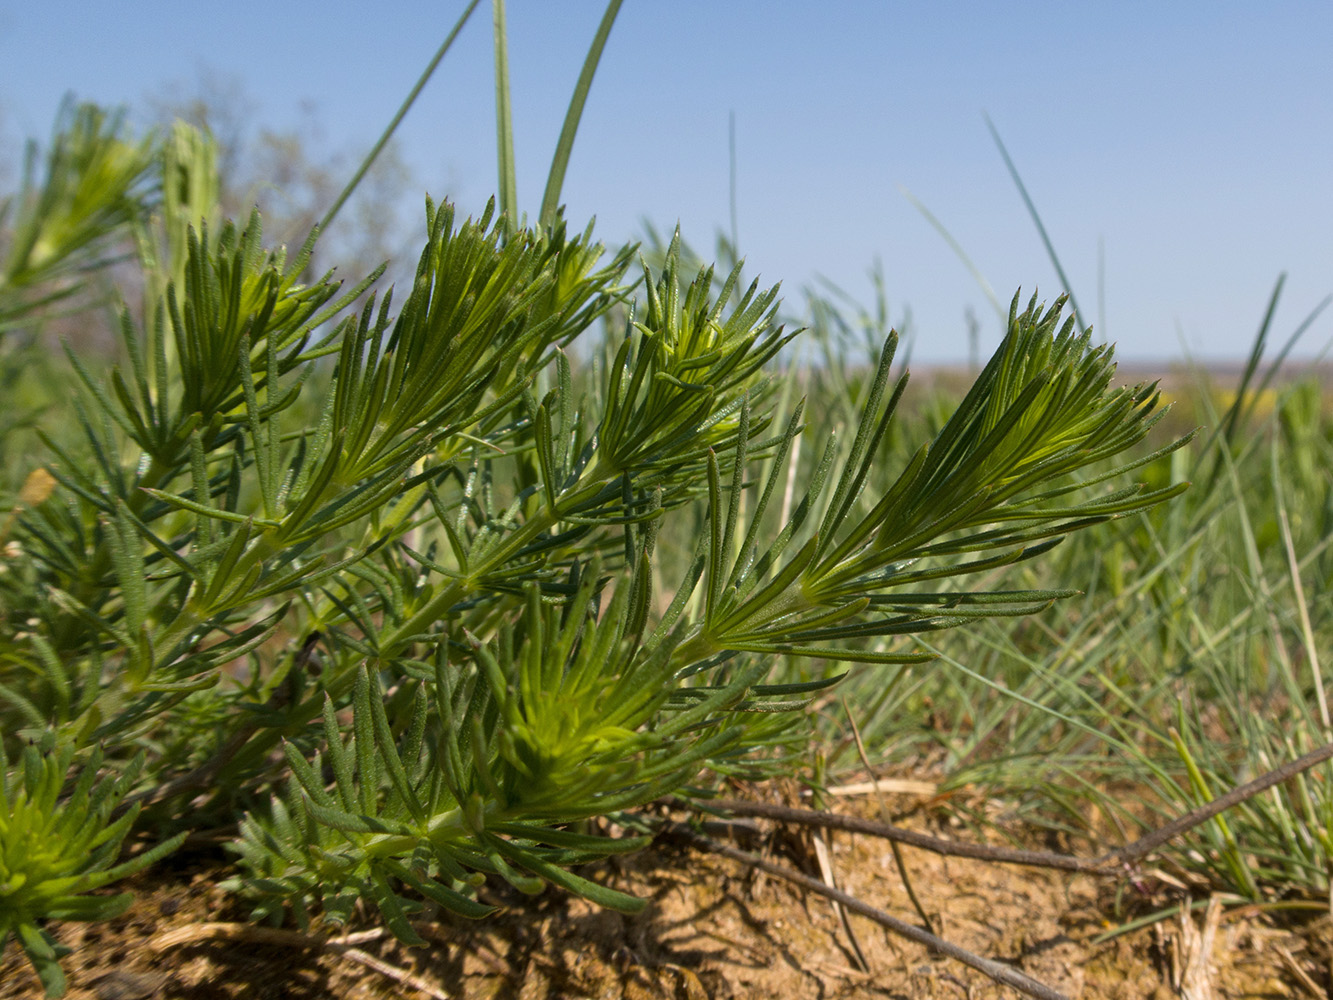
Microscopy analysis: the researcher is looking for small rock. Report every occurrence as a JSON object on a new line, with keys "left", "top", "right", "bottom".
{"left": 93, "top": 969, "right": 159, "bottom": 1000}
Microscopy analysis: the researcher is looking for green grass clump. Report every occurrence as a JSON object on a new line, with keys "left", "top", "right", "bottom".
{"left": 0, "top": 741, "right": 185, "bottom": 997}
{"left": 785, "top": 270, "right": 1333, "bottom": 908}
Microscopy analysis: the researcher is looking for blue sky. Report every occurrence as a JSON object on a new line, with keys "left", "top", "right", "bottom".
{"left": 2, "top": 1, "right": 1330, "bottom": 363}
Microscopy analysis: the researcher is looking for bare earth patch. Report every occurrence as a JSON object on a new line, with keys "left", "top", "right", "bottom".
{"left": 2, "top": 798, "right": 1327, "bottom": 999}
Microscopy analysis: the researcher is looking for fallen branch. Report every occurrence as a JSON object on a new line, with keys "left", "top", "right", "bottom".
{"left": 683, "top": 795, "right": 1092, "bottom": 871}
{"left": 684, "top": 738, "right": 1333, "bottom": 876}
{"left": 1105, "top": 738, "right": 1333, "bottom": 868}
{"left": 664, "top": 823, "right": 1069, "bottom": 1000}
{"left": 149, "top": 922, "right": 449, "bottom": 999}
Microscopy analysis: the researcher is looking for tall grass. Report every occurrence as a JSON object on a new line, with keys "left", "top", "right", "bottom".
{"left": 768, "top": 285, "right": 1333, "bottom": 904}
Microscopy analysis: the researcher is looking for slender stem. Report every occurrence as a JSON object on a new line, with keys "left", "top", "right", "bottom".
{"left": 727, "top": 110, "right": 739, "bottom": 255}
{"left": 377, "top": 471, "right": 619, "bottom": 656}
{"left": 668, "top": 584, "right": 817, "bottom": 669}
{"left": 985, "top": 114, "right": 1085, "bottom": 332}
{"left": 376, "top": 510, "right": 551, "bottom": 656}
{"left": 151, "top": 522, "right": 290, "bottom": 659}
{"left": 842, "top": 698, "right": 936, "bottom": 935}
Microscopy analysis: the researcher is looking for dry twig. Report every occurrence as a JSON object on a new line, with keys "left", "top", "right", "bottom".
{"left": 663, "top": 740, "right": 1333, "bottom": 1000}
{"left": 665, "top": 823, "right": 1070, "bottom": 1000}
{"left": 683, "top": 736, "right": 1333, "bottom": 877}
{"left": 1160, "top": 895, "right": 1222, "bottom": 1000}
{"left": 149, "top": 921, "right": 448, "bottom": 999}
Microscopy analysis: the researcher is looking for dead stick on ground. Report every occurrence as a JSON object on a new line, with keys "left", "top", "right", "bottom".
{"left": 682, "top": 795, "right": 1092, "bottom": 871}
{"left": 665, "top": 824, "right": 1069, "bottom": 1000}
{"left": 1107, "top": 738, "right": 1333, "bottom": 868}
{"left": 149, "top": 922, "right": 448, "bottom": 999}
{"left": 685, "top": 738, "right": 1333, "bottom": 876}
{"left": 809, "top": 826, "right": 869, "bottom": 972}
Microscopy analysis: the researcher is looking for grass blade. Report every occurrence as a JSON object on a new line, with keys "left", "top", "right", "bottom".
{"left": 985, "top": 115, "right": 1086, "bottom": 330}
{"left": 320, "top": 0, "right": 483, "bottom": 232}
{"left": 539, "top": 0, "right": 625, "bottom": 228}
{"left": 492, "top": 0, "right": 517, "bottom": 225}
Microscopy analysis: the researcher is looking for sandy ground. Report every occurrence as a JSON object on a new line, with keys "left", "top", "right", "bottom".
{"left": 2, "top": 793, "right": 1329, "bottom": 1000}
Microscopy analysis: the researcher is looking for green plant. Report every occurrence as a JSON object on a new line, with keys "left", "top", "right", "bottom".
{"left": 857, "top": 125, "right": 1333, "bottom": 910}
{"left": 0, "top": 8, "right": 1196, "bottom": 995}
{"left": 0, "top": 740, "right": 184, "bottom": 997}
{"left": 957, "top": 362, "right": 1333, "bottom": 905}
{"left": 0, "top": 102, "right": 157, "bottom": 335}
